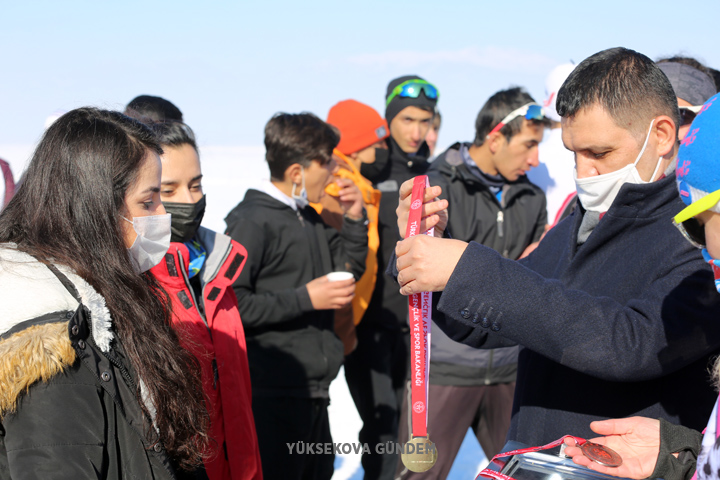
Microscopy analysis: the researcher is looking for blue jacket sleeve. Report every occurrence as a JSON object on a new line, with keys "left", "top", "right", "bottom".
{"left": 433, "top": 241, "right": 720, "bottom": 381}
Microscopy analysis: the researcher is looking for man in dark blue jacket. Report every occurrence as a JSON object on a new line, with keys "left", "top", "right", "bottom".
{"left": 393, "top": 47, "right": 720, "bottom": 447}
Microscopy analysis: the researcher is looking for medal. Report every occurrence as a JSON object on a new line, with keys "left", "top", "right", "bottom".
{"left": 401, "top": 175, "right": 438, "bottom": 473}
{"left": 580, "top": 441, "right": 623, "bottom": 467}
{"left": 401, "top": 436, "right": 438, "bottom": 473}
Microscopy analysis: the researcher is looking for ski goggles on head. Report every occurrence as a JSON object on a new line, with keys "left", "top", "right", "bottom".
{"left": 385, "top": 80, "right": 439, "bottom": 107}
{"left": 673, "top": 188, "right": 720, "bottom": 248}
{"left": 488, "top": 103, "right": 544, "bottom": 135}
{"left": 679, "top": 105, "right": 703, "bottom": 126}
{"left": 673, "top": 216, "right": 706, "bottom": 249}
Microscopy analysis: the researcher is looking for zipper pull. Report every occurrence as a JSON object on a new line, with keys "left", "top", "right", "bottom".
{"left": 497, "top": 211, "right": 504, "bottom": 238}
{"left": 212, "top": 358, "right": 219, "bottom": 390}
{"left": 296, "top": 210, "right": 305, "bottom": 226}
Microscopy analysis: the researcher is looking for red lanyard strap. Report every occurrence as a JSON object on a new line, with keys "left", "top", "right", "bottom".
{"left": 476, "top": 436, "right": 589, "bottom": 480}
{"left": 405, "top": 175, "right": 433, "bottom": 438}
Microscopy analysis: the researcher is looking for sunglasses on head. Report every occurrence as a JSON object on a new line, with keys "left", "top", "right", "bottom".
{"left": 673, "top": 217, "right": 706, "bottom": 249}
{"left": 488, "top": 103, "right": 545, "bottom": 135}
{"left": 679, "top": 105, "right": 703, "bottom": 126}
{"left": 386, "top": 80, "right": 439, "bottom": 107}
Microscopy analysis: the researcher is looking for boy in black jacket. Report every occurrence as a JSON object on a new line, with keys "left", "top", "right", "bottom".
{"left": 225, "top": 112, "right": 368, "bottom": 480}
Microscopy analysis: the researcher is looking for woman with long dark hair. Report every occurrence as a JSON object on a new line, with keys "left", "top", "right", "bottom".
{"left": 0, "top": 107, "right": 209, "bottom": 479}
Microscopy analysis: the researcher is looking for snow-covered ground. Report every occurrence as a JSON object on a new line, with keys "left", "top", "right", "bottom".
{"left": 0, "top": 143, "right": 489, "bottom": 479}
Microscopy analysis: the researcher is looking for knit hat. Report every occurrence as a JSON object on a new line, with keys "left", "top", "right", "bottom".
{"left": 385, "top": 75, "right": 438, "bottom": 125}
{"left": 658, "top": 63, "right": 717, "bottom": 106}
{"left": 327, "top": 100, "right": 389, "bottom": 155}
{"left": 675, "top": 94, "right": 720, "bottom": 222}
{"left": 543, "top": 63, "right": 575, "bottom": 123}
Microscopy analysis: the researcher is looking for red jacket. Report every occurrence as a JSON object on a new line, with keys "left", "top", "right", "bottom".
{"left": 151, "top": 227, "right": 262, "bottom": 480}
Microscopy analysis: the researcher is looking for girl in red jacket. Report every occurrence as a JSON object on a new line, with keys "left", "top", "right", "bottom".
{"left": 148, "top": 120, "right": 262, "bottom": 480}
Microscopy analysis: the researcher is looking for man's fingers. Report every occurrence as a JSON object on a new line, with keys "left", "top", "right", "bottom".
{"left": 395, "top": 237, "right": 415, "bottom": 260}
{"left": 420, "top": 214, "right": 442, "bottom": 234}
{"left": 590, "top": 419, "right": 635, "bottom": 436}
{"left": 399, "top": 180, "right": 442, "bottom": 201}
{"left": 421, "top": 199, "right": 447, "bottom": 218}
{"left": 399, "top": 179, "right": 415, "bottom": 200}
{"left": 399, "top": 280, "right": 419, "bottom": 296}
{"left": 423, "top": 185, "right": 442, "bottom": 202}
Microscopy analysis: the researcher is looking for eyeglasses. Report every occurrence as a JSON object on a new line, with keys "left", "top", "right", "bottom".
{"left": 679, "top": 105, "right": 703, "bottom": 126}
{"left": 673, "top": 217, "right": 706, "bottom": 249}
{"left": 488, "top": 103, "right": 545, "bottom": 135}
{"left": 386, "top": 80, "right": 439, "bottom": 106}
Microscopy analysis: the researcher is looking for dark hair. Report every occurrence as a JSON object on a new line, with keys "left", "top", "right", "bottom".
{"left": 149, "top": 120, "right": 198, "bottom": 153}
{"left": 473, "top": 87, "right": 547, "bottom": 146}
{"left": 557, "top": 47, "right": 680, "bottom": 139}
{"left": 657, "top": 55, "right": 717, "bottom": 89}
{"left": 264, "top": 112, "right": 340, "bottom": 180}
{"left": 432, "top": 109, "right": 442, "bottom": 128}
{"left": 125, "top": 95, "right": 184, "bottom": 123}
{"left": 0, "top": 108, "right": 208, "bottom": 469}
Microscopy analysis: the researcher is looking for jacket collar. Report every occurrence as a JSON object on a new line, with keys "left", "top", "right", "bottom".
{"left": 158, "top": 227, "right": 237, "bottom": 286}
{"left": 435, "top": 143, "right": 537, "bottom": 197}
{"left": 388, "top": 136, "right": 430, "bottom": 172}
{"left": 0, "top": 245, "right": 113, "bottom": 352}
{"left": 603, "top": 172, "right": 680, "bottom": 220}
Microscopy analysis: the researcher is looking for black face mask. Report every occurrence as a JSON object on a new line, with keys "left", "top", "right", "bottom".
{"left": 359, "top": 147, "right": 391, "bottom": 182}
{"left": 163, "top": 195, "right": 206, "bottom": 243}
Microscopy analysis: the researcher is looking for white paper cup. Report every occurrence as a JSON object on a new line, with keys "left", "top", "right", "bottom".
{"left": 326, "top": 271, "right": 354, "bottom": 282}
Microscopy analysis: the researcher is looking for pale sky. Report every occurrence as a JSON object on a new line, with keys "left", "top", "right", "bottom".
{"left": 2, "top": 0, "right": 719, "bottom": 156}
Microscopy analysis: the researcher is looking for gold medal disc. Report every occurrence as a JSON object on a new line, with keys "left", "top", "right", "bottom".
{"left": 401, "top": 436, "right": 438, "bottom": 472}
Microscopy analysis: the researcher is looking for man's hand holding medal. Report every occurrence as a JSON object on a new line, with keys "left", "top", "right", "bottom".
{"left": 395, "top": 178, "right": 468, "bottom": 296}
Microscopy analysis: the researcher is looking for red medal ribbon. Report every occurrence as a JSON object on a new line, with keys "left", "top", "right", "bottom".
{"left": 405, "top": 175, "right": 433, "bottom": 438}
{"left": 475, "top": 435, "right": 588, "bottom": 480}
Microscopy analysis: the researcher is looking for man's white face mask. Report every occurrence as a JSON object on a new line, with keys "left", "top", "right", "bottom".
{"left": 574, "top": 119, "right": 663, "bottom": 213}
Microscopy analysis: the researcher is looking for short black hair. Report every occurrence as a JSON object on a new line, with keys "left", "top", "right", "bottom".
{"left": 125, "top": 95, "right": 183, "bottom": 123}
{"left": 557, "top": 47, "right": 680, "bottom": 138}
{"left": 264, "top": 112, "right": 340, "bottom": 180}
{"left": 474, "top": 87, "right": 547, "bottom": 146}
{"left": 149, "top": 121, "right": 198, "bottom": 153}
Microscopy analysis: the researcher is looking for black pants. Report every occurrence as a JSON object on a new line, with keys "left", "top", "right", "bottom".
{"left": 344, "top": 322, "right": 409, "bottom": 480}
{"left": 252, "top": 396, "right": 333, "bottom": 480}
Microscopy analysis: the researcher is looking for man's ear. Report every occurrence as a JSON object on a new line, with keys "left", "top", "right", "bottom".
{"left": 285, "top": 163, "right": 303, "bottom": 185}
{"left": 485, "top": 131, "right": 505, "bottom": 154}
{"left": 655, "top": 115, "right": 677, "bottom": 157}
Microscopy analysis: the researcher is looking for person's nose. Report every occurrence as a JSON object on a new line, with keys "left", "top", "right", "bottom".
{"left": 411, "top": 124, "right": 423, "bottom": 142}
{"left": 575, "top": 155, "right": 598, "bottom": 179}
{"left": 177, "top": 188, "right": 196, "bottom": 204}
{"left": 528, "top": 148, "right": 540, "bottom": 168}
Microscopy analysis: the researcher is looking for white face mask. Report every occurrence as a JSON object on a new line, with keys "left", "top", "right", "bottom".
{"left": 291, "top": 167, "right": 309, "bottom": 208}
{"left": 122, "top": 213, "right": 171, "bottom": 273}
{"left": 574, "top": 119, "right": 664, "bottom": 213}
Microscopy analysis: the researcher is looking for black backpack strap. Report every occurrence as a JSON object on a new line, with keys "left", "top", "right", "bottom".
{"left": 45, "top": 264, "right": 82, "bottom": 303}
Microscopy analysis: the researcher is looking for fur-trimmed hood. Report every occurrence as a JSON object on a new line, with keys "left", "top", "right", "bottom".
{"left": 0, "top": 245, "right": 114, "bottom": 416}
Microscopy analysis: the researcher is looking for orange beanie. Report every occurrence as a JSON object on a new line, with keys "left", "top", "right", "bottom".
{"left": 327, "top": 100, "right": 389, "bottom": 155}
